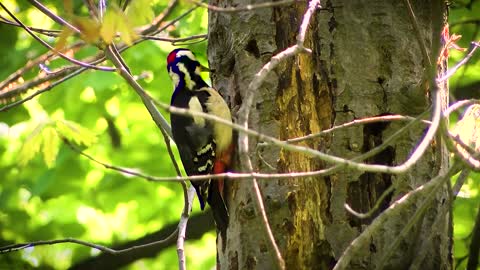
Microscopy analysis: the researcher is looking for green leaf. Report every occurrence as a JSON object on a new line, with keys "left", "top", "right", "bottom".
{"left": 127, "top": 0, "right": 154, "bottom": 26}
{"left": 55, "top": 120, "right": 97, "bottom": 146}
{"left": 18, "top": 122, "right": 47, "bottom": 166}
{"left": 100, "top": 10, "right": 117, "bottom": 44}
{"left": 101, "top": 7, "right": 138, "bottom": 45}
{"left": 41, "top": 126, "right": 60, "bottom": 168}
{"left": 73, "top": 16, "right": 101, "bottom": 44}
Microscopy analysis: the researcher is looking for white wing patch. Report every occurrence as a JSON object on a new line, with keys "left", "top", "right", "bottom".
{"left": 197, "top": 159, "right": 213, "bottom": 172}
{"left": 188, "top": 96, "right": 206, "bottom": 127}
{"left": 197, "top": 143, "right": 214, "bottom": 155}
{"left": 201, "top": 87, "right": 233, "bottom": 154}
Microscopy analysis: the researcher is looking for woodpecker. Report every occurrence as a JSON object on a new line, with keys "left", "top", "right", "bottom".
{"left": 166, "top": 48, "right": 232, "bottom": 234}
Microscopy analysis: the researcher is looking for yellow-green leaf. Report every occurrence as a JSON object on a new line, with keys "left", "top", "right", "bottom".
{"left": 126, "top": 0, "right": 154, "bottom": 26}
{"left": 115, "top": 11, "right": 137, "bottom": 45}
{"left": 18, "top": 123, "right": 47, "bottom": 167}
{"left": 73, "top": 16, "right": 101, "bottom": 44}
{"left": 100, "top": 10, "right": 117, "bottom": 44}
{"left": 42, "top": 126, "right": 60, "bottom": 168}
{"left": 55, "top": 26, "right": 75, "bottom": 52}
{"left": 55, "top": 120, "right": 97, "bottom": 146}
{"left": 100, "top": 7, "right": 138, "bottom": 45}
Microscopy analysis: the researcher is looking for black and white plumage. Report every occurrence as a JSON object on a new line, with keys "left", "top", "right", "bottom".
{"left": 166, "top": 48, "right": 233, "bottom": 233}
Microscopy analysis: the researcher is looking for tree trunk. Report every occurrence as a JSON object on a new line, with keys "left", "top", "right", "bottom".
{"left": 208, "top": 0, "right": 450, "bottom": 269}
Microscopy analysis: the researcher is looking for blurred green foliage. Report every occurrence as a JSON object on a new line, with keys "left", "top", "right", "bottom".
{"left": 449, "top": 1, "right": 480, "bottom": 269}
{"left": 0, "top": 0, "right": 214, "bottom": 269}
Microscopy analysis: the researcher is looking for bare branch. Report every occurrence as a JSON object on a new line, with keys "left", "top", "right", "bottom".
{"left": 344, "top": 185, "right": 395, "bottom": 219}
{"left": 251, "top": 177, "right": 286, "bottom": 270}
{"left": 0, "top": 15, "right": 61, "bottom": 37}
{"left": 177, "top": 187, "right": 195, "bottom": 270}
{"left": 104, "top": 45, "right": 172, "bottom": 137}
{"left": 65, "top": 106, "right": 430, "bottom": 184}
{"left": 139, "top": 0, "right": 179, "bottom": 34}
{"left": 149, "top": 6, "right": 200, "bottom": 37}
{"left": 444, "top": 99, "right": 480, "bottom": 116}
{"left": 0, "top": 3, "right": 115, "bottom": 72}
{"left": 158, "top": 94, "right": 439, "bottom": 175}
{"left": 375, "top": 163, "right": 460, "bottom": 270}
{"left": 402, "top": 0, "right": 432, "bottom": 67}
{"left": 287, "top": 114, "right": 430, "bottom": 143}
{"left": 27, "top": 0, "right": 80, "bottom": 33}
{"left": 0, "top": 231, "right": 178, "bottom": 254}
{"left": 453, "top": 169, "right": 471, "bottom": 198}
{"left": 437, "top": 41, "right": 480, "bottom": 83}
{"left": 188, "top": 0, "right": 299, "bottom": 12}
{"left": 334, "top": 163, "right": 461, "bottom": 270}
{"left": 0, "top": 41, "right": 83, "bottom": 92}
{"left": 140, "top": 34, "right": 207, "bottom": 44}
{"left": 105, "top": 42, "right": 193, "bottom": 270}
{"left": 0, "top": 67, "right": 87, "bottom": 112}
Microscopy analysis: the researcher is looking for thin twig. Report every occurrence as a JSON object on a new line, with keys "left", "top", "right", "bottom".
{"left": 139, "top": 0, "right": 179, "bottom": 35}
{"left": 0, "top": 15, "right": 61, "bottom": 36}
{"left": 140, "top": 34, "right": 207, "bottom": 44}
{"left": 0, "top": 67, "right": 87, "bottom": 112}
{"left": 104, "top": 46, "right": 172, "bottom": 137}
{"left": 437, "top": 41, "right": 480, "bottom": 83}
{"left": 0, "top": 3, "right": 115, "bottom": 72}
{"left": 287, "top": 114, "right": 430, "bottom": 143}
{"left": 27, "top": 0, "right": 80, "bottom": 33}
{"left": 374, "top": 163, "right": 460, "bottom": 270}
{"left": 403, "top": 0, "right": 432, "bottom": 67}
{"left": 334, "top": 163, "right": 461, "bottom": 270}
{"left": 252, "top": 177, "right": 286, "bottom": 269}
{"left": 235, "top": 1, "right": 320, "bottom": 269}
{"left": 66, "top": 106, "right": 428, "bottom": 183}
{"left": 0, "top": 42, "right": 84, "bottom": 92}
{"left": 105, "top": 43, "right": 193, "bottom": 269}
{"left": 344, "top": 185, "right": 395, "bottom": 219}
{"left": 150, "top": 6, "right": 199, "bottom": 37}
{"left": 0, "top": 230, "right": 178, "bottom": 254}
{"left": 177, "top": 186, "right": 195, "bottom": 270}
{"left": 0, "top": 54, "right": 109, "bottom": 112}
{"left": 155, "top": 94, "right": 439, "bottom": 175}
{"left": 188, "top": 0, "right": 299, "bottom": 12}
{"left": 453, "top": 169, "right": 471, "bottom": 198}
{"left": 444, "top": 99, "right": 480, "bottom": 116}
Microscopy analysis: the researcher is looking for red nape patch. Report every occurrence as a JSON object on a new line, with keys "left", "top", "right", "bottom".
{"left": 167, "top": 51, "right": 177, "bottom": 65}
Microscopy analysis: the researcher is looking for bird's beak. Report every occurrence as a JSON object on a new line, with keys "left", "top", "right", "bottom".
{"left": 199, "top": 64, "right": 211, "bottom": 72}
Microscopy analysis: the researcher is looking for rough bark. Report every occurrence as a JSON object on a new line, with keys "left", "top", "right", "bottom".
{"left": 208, "top": 0, "right": 450, "bottom": 269}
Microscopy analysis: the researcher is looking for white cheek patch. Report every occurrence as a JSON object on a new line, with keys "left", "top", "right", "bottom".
{"left": 178, "top": 63, "right": 195, "bottom": 89}
{"left": 176, "top": 50, "right": 197, "bottom": 61}
{"left": 169, "top": 70, "right": 180, "bottom": 88}
{"left": 188, "top": 96, "right": 206, "bottom": 127}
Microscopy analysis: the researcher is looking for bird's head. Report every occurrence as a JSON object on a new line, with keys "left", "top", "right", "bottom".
{"left": 167, "top": 48, "right": 209, "bottom": 90}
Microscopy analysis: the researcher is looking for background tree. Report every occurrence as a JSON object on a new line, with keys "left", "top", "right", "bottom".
{"left": 0, "top": 0, "right": 479, "bottom": 269}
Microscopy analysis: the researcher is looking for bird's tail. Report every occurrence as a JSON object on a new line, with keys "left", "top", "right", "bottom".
{"left": 208, "top": 180, "right": 229, "bottom": 239}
